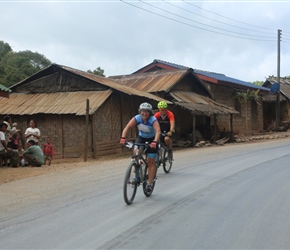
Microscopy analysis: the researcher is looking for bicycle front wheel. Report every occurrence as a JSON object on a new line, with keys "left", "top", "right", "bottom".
{"left": 123, "top": 162, "right": 139, "bottom": 205}
{"left": 163, "top": 150, "right": 173, "bottom": 174}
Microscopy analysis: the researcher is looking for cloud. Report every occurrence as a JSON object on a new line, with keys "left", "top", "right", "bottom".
{"left": 1, "top": 1, "right": 290, "bottom": 82}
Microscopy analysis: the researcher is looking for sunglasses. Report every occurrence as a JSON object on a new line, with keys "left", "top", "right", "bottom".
{"left": 140, "top": 109, "right": 150, "bottom": 113}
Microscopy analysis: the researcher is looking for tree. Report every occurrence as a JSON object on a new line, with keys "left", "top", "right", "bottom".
{"left": 0, "top": 40, "right": 12, "bottom": 59}
{"left": 253, "top": 81, "right": 264, "bottom": 86}
{"left": 235, "top": 89, "right": 262, "bottom": 105}
{"left": 0, "top": 43, "right": 51, "bottom": 87}
{"left": 87, "top": 66, "right": 105, "bottom": 77}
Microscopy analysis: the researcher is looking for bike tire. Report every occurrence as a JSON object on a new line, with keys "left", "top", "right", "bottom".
{"left": 160, "top": 147, "right": 165, "bottom": 167}
{"left": 142, "top": 164, "right": 156, "bottom": 197}
{"left": 123, "top": 162, "right": 138, "bottom": 205}
{"left": 163, "top": 149, "right": 173, "bottom": 174}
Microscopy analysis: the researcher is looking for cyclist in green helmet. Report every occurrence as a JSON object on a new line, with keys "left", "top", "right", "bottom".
{"left": 154, "top": 101, "right": 175, "bottom": 159}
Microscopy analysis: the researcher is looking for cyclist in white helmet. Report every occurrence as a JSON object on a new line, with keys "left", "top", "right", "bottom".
{"left": 120, "top": 102, "right": 161, "bottom": 192}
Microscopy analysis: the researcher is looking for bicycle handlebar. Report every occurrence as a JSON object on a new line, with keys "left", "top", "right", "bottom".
{"left": 161, "top": 132, "right": 168, "bottom": 137}
{"left": 125, "top": 141, "right": 151, "bottom": 150}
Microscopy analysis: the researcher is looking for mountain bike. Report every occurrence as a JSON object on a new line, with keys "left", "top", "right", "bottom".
{"left": 157, "top": 132, "right": 173, "bottom": 174}
{"left": 123, "top": 141, "right": 157, "bottom": 205}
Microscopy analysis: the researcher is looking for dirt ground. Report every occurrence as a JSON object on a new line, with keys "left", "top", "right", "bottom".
{"left": 0, "top": 154, "right": 129, "bottom": 185}
{"left": 1, "top": 132, "right": 290, "bottom": 185}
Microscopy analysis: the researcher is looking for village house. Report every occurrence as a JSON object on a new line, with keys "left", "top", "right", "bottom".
{"left": 110, "top": 67, "right": 238, "bottom": 145}
{"left": 0, "top": 64, "right": 168, "bottom": 159}
{"left": 263, "top": 76, "right": 290, "bottom": 130}
{"left": 131, "top": 59, "right": 271, "bottom": 136}
{"left": 0, "top": 84, "right": 11, "bottom": 98}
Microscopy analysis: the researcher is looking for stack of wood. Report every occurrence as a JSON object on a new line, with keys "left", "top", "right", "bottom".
{"left": 215, "top": 137, "right": 230, "bottom": 145}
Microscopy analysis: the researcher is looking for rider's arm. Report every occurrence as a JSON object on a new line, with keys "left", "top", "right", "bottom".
{"left": 170, "top": 121, "right": 175, "bottom": 133}
{"left": 153, "top": 120, "right": 161, "bottom": 142}
{"left": 168, "top": 111, "right": 175, "bottom": 133}
{"left": 121, "top": 117, "right": 136, "bottom": 138}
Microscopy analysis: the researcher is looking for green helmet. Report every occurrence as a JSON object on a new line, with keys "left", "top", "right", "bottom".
{"left": 157, "top": 101, "right": 168, "bottom": 109}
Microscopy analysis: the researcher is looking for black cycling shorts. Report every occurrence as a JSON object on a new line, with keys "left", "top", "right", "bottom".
{"left": 135, "top": 136, "right": 158, "bottom": 156}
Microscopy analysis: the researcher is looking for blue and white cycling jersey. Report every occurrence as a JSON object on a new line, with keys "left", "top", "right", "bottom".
{"left": 134, "top": 114, "right": 157, "bottom": 138}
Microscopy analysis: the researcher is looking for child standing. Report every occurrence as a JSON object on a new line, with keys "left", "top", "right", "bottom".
{"left": 42, "top": 137, "right": 54, "bottom": 165}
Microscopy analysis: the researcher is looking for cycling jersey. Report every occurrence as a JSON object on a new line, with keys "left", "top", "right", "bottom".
{"left": 134, "top": 114, "right": 157, "bottom": 138}
{"left": 154, "top": 110, "right": 175, "bottom": 133}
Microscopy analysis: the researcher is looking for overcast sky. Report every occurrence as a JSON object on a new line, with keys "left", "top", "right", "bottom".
{"left": 1, "top": 0, "right": 290, "bottom": 83}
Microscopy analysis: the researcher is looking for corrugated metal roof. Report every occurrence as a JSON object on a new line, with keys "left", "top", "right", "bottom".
{"left": 58, "top": 65, "right": 170, "bottom": 103}
{"left": 9, "top": 64, "right": 170, "bottom": 104}
{"left": 150, "top": 59, "right": 188, "bottom": 70}
{"left": 146, "top": 59, "right": 269, "bottom": 92}
{"left": 264, "top": 76, "right": 290, "bottom": 100}
{"left": 194, "top": 69, "right": 269, "bottom": 92}
{"left": 0, "top": 90, "right": 112, "bottom": 115}
{"left": 0, "top": 84, "right": 11, "bottom": 92}
{"left": 170, "top": 91, "right": 238, "bottom": 116}
{"left": 110, "top": 69, "right": 190, "bottom": 93}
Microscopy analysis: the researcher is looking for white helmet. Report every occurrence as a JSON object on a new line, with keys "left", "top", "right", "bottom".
{"left": 139, "top": 102, "right": 153, "bottom": 112}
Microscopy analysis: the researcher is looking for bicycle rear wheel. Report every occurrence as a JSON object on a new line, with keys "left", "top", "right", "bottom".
{"left": 142, "top": 164, "right": 156, "bottom": 197}
{"left": 123, "top": 162, "right": 139, "bottom": 205}
{"left": 163, "top": 149, "right": 173, "bottom": 174}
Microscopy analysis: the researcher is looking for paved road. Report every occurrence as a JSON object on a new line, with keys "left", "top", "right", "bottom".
{"left": 1, "top": 140, "right": 290, "bottom": 249}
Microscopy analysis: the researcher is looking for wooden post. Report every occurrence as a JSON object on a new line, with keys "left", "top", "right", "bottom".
{"left": 84, "top": 99, "right": 89, "bottom": 162}
{"left": 60, "top": 115, "right": 64, "bottom": 159}
{"left": 92, "top": 114, "right": 96, "bottom": 159}
{"left": 230, "top": 114, "right": 234, "bottom": 142}
{"left": 192, "top": 114, "right": 196, "bottom": 147}
{"left": 214, "top": 114, "right": 217, "bottom": 142}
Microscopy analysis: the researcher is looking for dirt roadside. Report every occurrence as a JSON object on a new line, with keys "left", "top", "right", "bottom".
{"left": 1, "top": 131, "right": 290, "bottom": 185}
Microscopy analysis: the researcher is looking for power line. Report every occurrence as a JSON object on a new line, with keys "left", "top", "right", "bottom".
{"left": 283, "top": 31, "right": 290, "bottom": 35}
{"left": 182, "top": 0, "right": 278, "bottom": 32}
{"left": 282, "top": 39, "right": 290, "bottom": 44}
{"left": 163, "top": 0, "right": 274, "bottom": 35}
{"left": 282, "top": 33, "right": 290, "bottom": 38}
{"left": 140, "top": 0, "right": 275, "bottom": 39}
{"left": 121, "top": 0, "right": 276, "bottom": 41}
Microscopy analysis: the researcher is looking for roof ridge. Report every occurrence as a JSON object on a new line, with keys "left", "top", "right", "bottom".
{"left": 194, "top": 69, "right": 225, "bottom": 76}
{"left": 154, "top": 59, "right": 188, "bottom": 69}
{"left": 154, "top": 59, "right": 225, "bottom": 76}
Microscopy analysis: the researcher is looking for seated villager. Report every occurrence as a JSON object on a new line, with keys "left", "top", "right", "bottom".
{"left": 18, "top": 144, "right": 25, "bottom": 167}
{"left": 8, "top": 122, "right": 20, "bottom": 150}
{"left": 23, "top": 140, "right": 44, "bottom": 167}
{"left": 0, "top": 122, "right": 19, "bottom": 167}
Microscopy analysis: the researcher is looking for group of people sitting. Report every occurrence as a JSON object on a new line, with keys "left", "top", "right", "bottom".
{"left": 0, "top": 116, "right": 54, "bottom": 167}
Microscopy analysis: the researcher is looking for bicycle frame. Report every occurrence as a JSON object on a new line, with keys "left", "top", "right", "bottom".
{"left": 123, "top": 141, "right": 156, "bottom": 204}
{"left": 157, "top": 132, "right": 173, "bottom": 174}
{"left": 129, "top": 142, "right": 148, "bottom": 184}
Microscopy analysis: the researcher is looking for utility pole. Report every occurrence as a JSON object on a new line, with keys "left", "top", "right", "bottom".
{"left": 276, "top": 29, "right": 281, "bottom": 127}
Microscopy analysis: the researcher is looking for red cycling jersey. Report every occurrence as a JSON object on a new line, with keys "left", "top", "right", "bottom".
{"left": 154, "top": 110, "right": 175, "bottom": 133}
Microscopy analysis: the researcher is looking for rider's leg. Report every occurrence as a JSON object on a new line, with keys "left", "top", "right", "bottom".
{"left": 164, "top": 136, "right": 172, "bottom": 150}
{"left": 164, "top": 136, "right": 173, "bottom": 158}
{"left": 147, "top": 157, "right": 155, "bottom": 184}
